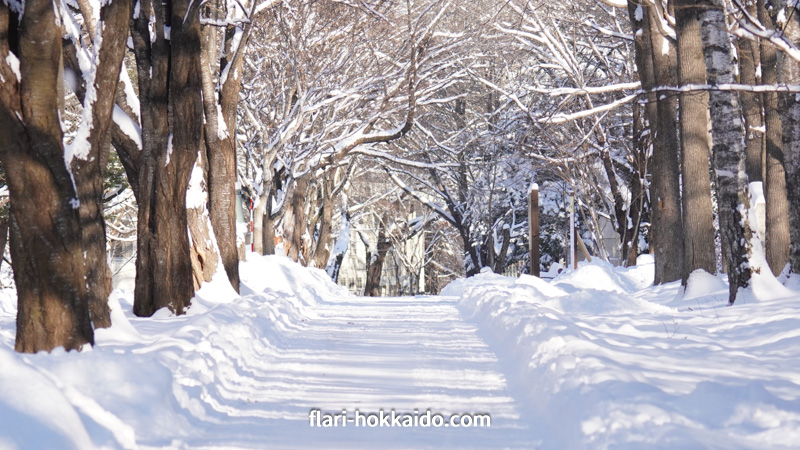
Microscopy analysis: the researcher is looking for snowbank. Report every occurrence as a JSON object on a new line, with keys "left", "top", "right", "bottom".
{"left": 0, "top": 255, "right": 351, "bottom": 449}
{"left": 3, "top": 254, "right": 800, "bottom": 448}
{"left": 452, "top": 258, "right": 800, "bottom": 448}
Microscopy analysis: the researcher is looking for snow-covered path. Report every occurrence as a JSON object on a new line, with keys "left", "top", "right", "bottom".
{"left": 4, "top": 254, "right": 800, "bottom": 448}
{"left": 242, "top": 294, "right": 536, "bottom": 448}
{"left": 0, "top": 256, "right": 538, "bottom": 449}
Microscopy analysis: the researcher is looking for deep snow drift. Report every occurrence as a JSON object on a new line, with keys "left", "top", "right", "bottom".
{"left": 1, "top": 254, "right": 799, "bottom": 448}
{"left": 447, "top": 255, "right": 800, "bottom": 448}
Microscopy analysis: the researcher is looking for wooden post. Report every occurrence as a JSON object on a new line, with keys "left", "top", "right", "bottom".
{"left": 570, "top": 193, "right": 576, "bottom": 269}
{"left": 487, "top": 233, "right": 495, "bottom": 272}
{"left": 529, "top": 183, "right": 540, "bottom": 276}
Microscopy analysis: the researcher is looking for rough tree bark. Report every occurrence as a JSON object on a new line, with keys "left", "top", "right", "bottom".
{"left": 0, "top": 0, "right": 93, "bottom": 352}
{"left": 674, "top": 0, "right": 717, "bottom": 284}
{"left": 129, "top": 0, "right": 203, "bottom": 316}
{"left": 202, "top": 4, "right": 256, "bottom": 290}
{"left": 364, "top": 214, "right": 392, "bottom": 297}
{"left": 284, "top": 174, "right": 311, "bottom": 264}
{"left": 757, "top": 0, "right": 790, "bottom": 276}
{"left": 628, "top": 2, "right": 659, "bottom": 267}
{"left": 699, "top": 0, "right": 752, "bottom": 304}
{"left": 779, "top": 1, "right": 800, "bottom": 274}
{"left": 197, "top": 13, "right": 231, "bottom": 286}
{"left": 738, "top": 1, "right": 764, "bottom": 182}
{"left": 187, "top": 147, "right": 222, "bottom": 290}
{"left": 646, "top": 4, "right": 684, "bottom": 284}
{"left": 69, "top": 0, "right": 134, "bottom": 328}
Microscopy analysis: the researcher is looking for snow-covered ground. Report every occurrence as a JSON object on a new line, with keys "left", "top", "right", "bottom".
{"left": 1, "top": 255, "right": 799, "bottom": 448}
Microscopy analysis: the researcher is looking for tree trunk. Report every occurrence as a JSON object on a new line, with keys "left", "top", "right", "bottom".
{"left": 647, "top": 5, "right": 684, "bottom": 284}
{"left": 300, "top": 182, "right": 318, "bottom": 266}
{"left": 738, "top": 1, "right": 764, "bottom": 182}
{"left": 364, "top": 215, "right": 391, "bottom": 297}
{"left": 699, "top": 0, "right": 752, "bottom": 304}
{"left": 285, "top": 175, "right": 310, "bottom": 263}
{"left": 187, "top": 148, "right": 221, "bottom": 290}
{"left": 312, "top": 177, "right": 335, "bottom": 269}
{"left": 0, "top": 1, "right": 94, "bottom": 352}
{"left": 628, "top": 2, "right": 658, "bottom": 268}
{"left": 252, "top": 194, "right": 265, "bottom": 255}
{"left": 626, "top": 101, "right": 649, "bottom": 267}
{"left": 263, "top": 190, "right": 276, "bottom": 255}
{"left": 131, "top": 0, "right": 202, "bottom": 316}
{"left": 69, "top": 0, "right": 133, "bottom": 329}
{"left": 327, "top": 210, "right": 350, "bottom": 282}
{"left": 0, "top": 208, "right": 7, "bottom": 269}
{"left": 201, "top": 17, "right": 240, "bottom": 292}
{"left": 779, "top": 1, "right": 800, "bottom": 274}
{"left": 599, "top": 146, "right": 631, "bottom": 264}
{"left": 758, "top": 0, "right": 791, "bottom": 276}
{"left": 674, "top": 0, "right": 717, "bottom": 283}
{"left": 492, "top": 226, "right": 511, "bottom": 274}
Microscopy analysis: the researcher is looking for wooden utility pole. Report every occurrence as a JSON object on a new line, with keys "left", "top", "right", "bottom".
{"left": 529, "top": 183, "right": 540, "bottom": 276}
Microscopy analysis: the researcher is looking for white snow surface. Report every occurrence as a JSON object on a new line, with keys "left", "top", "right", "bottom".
{"left": 5, "top": 53, "right": 21, "bottom": 82}
{"left": 1, "top": 255, "right": 800, "bottom": 448}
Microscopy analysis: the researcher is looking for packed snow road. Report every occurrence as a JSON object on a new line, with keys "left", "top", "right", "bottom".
{"left": 249, "top": 294, "right": 537, "bottom": 448}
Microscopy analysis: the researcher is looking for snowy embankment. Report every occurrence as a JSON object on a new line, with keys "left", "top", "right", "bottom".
{"left": 0, "top": 257, "right": 340, "bottom": 449}
{"left": 447, "top": 255, "right": 800, "bottom": 448}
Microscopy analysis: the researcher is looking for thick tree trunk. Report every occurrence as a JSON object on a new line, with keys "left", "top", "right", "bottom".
{"left": 217, "top": 21, "right": 253, "bottom": 264}
{"left": 674, "top": 0, "right": 717, "bottom": 283}
{"left": 300, "top": 182, "right": 318, "bottom": 266}
{"left": 699, "top": 0, "right": 752, "bottom": 304}
{"left": 0, "top": 1, "right": 93, "bottom": 352}
{"left": 201, "top": 20, "right": 240, "bottom": 292}
{"left": 187, "top": 149, "right": 221, "bottom": 290}
{"left": 69, "top": 0, "right": 133, "bottom": 328}
{"left": 131, "top": 0, "right": 202, "bottom": 316}
{"left": 780, "top": 1, "right": 800, "bottom": 274}
{"left": 758, "top": 0, "right": 791, "bottom": 275}
{"left": 647, "top": 6, "right": 684, "bottom": 284}
{"left": 738, "top": 1, "right": 764, "bottom": 182}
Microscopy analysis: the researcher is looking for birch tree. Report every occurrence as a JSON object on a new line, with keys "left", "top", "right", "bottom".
{"left": 699, "top": 0, "right": 751, "bottom": 304}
